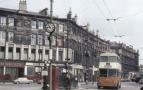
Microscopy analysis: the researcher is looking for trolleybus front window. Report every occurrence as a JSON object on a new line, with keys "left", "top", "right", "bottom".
{"left": 99, "top": 69, "right": 107, "bottom": 77}
{"left": 100, "top": 56, "right": 108, "bottom": 62}
{"left": 108, "top": 56, "right": 117, "bottom": 62}
{"left": 108, "top": 69, "right": 117, "bottom": 77}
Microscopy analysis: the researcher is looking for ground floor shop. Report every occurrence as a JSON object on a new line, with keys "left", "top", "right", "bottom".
{"left": 0, "top": 61, "right": 25, "bottom": 80}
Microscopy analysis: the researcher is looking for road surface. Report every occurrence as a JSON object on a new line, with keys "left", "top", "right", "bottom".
{"left": 0, "top": 81, "right": 142, "bottom": 90}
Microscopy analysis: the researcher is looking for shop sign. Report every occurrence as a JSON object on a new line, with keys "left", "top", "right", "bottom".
{"left": 0, "top": 62, "right": 25, "bottom": 67}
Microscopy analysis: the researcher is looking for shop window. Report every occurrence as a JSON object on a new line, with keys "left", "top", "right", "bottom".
{"left": 27, "top": 66, "right": 34, "bottom": 76}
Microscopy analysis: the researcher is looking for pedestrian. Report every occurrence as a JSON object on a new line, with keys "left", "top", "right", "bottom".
{"left": 141, "top": 87, "right": 143, "bottom": 90}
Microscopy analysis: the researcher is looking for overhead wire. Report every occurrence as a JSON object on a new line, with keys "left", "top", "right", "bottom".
{"left": 91, "top": 0, "right": 117, "bottom": 37}
{"left": 87, "top": 0, "right": 108, "bottom": 34}
{"left": 102, "top": 0, "right": 114, "bottom": 18}
{"left": 91, "top": 0, "right": 107, "bottom": 19}
{"left": 102, "top": 0, "right": 119, "bottom": 37}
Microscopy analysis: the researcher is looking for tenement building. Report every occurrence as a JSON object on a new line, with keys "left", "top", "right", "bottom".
{"left": 0, "top": 0, "right": 110, "bottom": 81}
{"left": 110, "top": 42, "right": 139, "bottom": 79}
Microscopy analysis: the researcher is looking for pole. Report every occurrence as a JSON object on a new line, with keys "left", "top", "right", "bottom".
{"left": 42, "top": 63, "right": 48, "bottom": 90}
{"left": 50, "top": 0, "right": 53, "bottom": 23}
{"left": 65, "top": 18, "right": 71, "bottom": 90}
{"left": 49, "top": 0, "right": 53, "bottom": 90}
{"left": 3, "top": 30, "right": 7, "bottom": 76}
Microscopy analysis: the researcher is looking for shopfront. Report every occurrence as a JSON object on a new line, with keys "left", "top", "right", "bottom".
{"left": 0, "top": 61, "right": 25, "bottom": 80}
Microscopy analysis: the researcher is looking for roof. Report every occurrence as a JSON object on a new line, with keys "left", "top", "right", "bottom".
{"left": 0, "top": 7, "right": 109, "bottom": 44}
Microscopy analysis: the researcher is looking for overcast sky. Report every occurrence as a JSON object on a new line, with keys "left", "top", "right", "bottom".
{"left": 1, "top": 0, "right": 143, "bottom": 64}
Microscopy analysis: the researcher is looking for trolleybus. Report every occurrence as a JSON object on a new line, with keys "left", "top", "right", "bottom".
{"left": 97, "top": 52, "right": 122, "bottom": 89}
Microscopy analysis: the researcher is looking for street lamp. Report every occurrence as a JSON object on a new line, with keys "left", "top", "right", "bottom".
{"left": 45, "top": 21, "right": 55, "bottom": 90}
{"left": 42, "top": 0, "right": 55, "bottom": 90}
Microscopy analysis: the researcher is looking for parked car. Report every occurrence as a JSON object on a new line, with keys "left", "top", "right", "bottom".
{"left": 13, "top": 77, "right": 33, "bottom": 84}
{"left": 37, "top": 79, "right": 43, "bottom": 84}
{"left": 139, "top": 78, "right": 143, "bottom": 84}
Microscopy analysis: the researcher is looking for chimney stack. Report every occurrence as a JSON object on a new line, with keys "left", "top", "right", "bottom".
{"left": 96, "top": 29, "right": 99, "bottom": 36}
{"left": 72, "top": 14, "right": 78, "bottom": 23}
{"left": 86, "top": 23, "right": 90, "bottom": 30}
{"left": 19, "top": 0, "right": 27, "bottom": 13}
{"left": 67, "top": 8, "right": 72, "bottom": 20}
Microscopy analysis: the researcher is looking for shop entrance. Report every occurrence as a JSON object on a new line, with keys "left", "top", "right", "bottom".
{"left": 18, "top": 68, "right": 24, "bottom": 77}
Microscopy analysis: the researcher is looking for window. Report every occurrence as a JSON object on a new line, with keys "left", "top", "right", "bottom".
{"left": 100, "top": 56, "right": 108, "bottom": 62}
{"left": 59, "top": 24, "right": 64, "bottom": 32}
{"left": 8, "top": 47, "right": 13, "bottom": 59}
{"left": 16, "top": 48, "right": 20, "bottom": 53}
{"left": 31, "top": 49, "right": 35, "bottom": 53}
{"left": 0, "top": 16, "right": 6, "bottom": 26}
{"left": 52, "top": 36, "right": 56, "bottom": 46}
{"left": 31, "top": 34, "right": 36, "bottom": 45}
{"left": 45, "top": 50, "right": 49, "bottom": 54}
{"left": 38, "top": 49, "right": 42, "bottom": 60}
{"left": 16, "top": 48, "right": 20, "bottom": 60}
{"left": 108, "top": 56, "right": 117, "bottom": 62}
{"left": 8, "top": 32, "right": 14, "bottom": 42}
{"left": 57, "top": 38, "right": 63, "bottom": 47}
{"left": 0, "top": 31, "right": 6, "bottom": 43}
{"left": 99, "top": 69, "right": 107, "bottom": 77}
{"left": 31, "top": 49, "right": 35, "bottom": 61}
{"left": 27, "top": 66, "right": 34, "bottom": 75}
{"left": 0, "top": 47, "right": 5, "bottom": 59}
{"left": 45, "top": 50, "right": 49, "bottom": 60}
{"left": 38, "top": 21, "right": 43, "bottom": 29}
{"left": 38, "top": 35, "right": 43, "bottom": 45}
{"left": 31, "top": 21, "right": 36, "bottom": 29}
{"left": 108, "top": 69, "right": 117, "bottom": 77}
{"left": 59, "top": 50, "right": 63, "bottom": 61}
{"left": 8, "top": 18, "right": 14, "bottom": 26}
{"left": 24, "top": 48, "right": 28, "bottom": 60}
{"left": 45, "top": 35, "right": 49, "bottom": 46}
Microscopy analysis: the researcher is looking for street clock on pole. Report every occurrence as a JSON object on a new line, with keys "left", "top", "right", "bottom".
{"left": 45, "top": 23, "right": 55, "bottom": 33}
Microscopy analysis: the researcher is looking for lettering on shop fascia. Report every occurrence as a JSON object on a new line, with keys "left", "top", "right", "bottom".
{"left": 0, "top": 62, "right": 25, "bottom": 67}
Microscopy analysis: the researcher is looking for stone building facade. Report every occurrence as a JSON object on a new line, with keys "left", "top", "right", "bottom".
{"left": 110, "top": 42, "right": 139, "bottom": 79}
{"left": 0, "top": 0, "right": 110, "bottom": 81}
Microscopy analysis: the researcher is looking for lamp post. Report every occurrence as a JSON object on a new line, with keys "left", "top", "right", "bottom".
{"left": 63, "top": 14, "right": 72, "bottom": 90}
{"left": 44, "top": 1, "right": 55, "bottom": 90}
